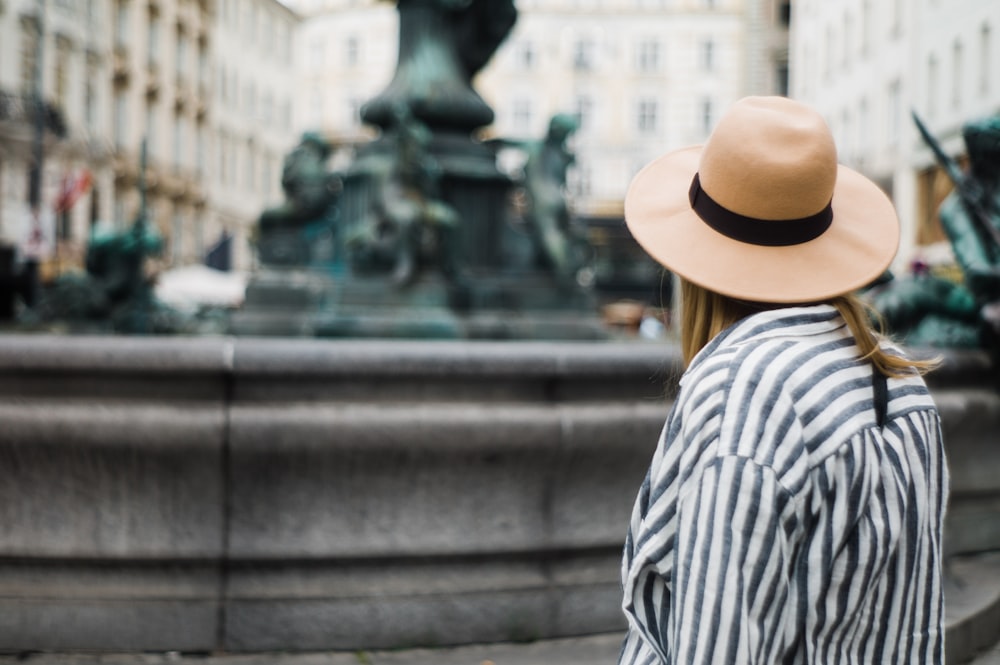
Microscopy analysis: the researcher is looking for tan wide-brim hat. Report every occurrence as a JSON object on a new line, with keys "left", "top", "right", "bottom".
{"left": 625, "top": 96, "right": 899, "bottom": 303}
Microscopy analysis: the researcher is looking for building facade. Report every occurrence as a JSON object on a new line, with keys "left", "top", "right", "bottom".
{"left": 0, "top": 0, "right": 115, "bottom": 278}
{"left": 211, "top": 0, "right": 299, "bottom": 271}
{"left": 790, "top": 0, "right": 1000, "bottom": 269}
{"left": 0, "top": 0, "right": 299, "bottom": 280}
{"left": 108, "top": 0, "right": 215, "bottom": 270}
{"left": 286, "top": 0, "right": 790, "bottom": 220}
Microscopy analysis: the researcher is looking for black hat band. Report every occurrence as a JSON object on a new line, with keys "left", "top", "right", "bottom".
{"left": 688, "top": 173, "right": 833, "bottom": 247}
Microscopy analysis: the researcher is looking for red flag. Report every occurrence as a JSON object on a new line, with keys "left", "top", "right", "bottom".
{"left": 54, "top": 169, "right": 93, "bottom": 213}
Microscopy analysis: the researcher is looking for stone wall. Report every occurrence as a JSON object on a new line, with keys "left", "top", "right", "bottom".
{"left": 0, "top": 335, "right": 994, "bottom": 652}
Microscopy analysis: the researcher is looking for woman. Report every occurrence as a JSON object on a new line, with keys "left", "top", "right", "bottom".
{"left": 619, "top": 96, "right": 947, "bottom": 665}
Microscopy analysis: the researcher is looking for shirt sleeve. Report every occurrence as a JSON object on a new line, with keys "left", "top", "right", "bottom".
{"left": 668, "top": 455, "right": 799, "bottom": 665}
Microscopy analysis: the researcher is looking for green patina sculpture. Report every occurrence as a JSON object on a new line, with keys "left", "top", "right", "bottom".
{"left": 347, "top": 103, "right": 461, "bottom": 286}
{"left": 871, "top": 112, "right": 1000, "bottom": 349}
{"left": 521, "top": 113, "right": 591, "bottom": 288}
{"left": 256, "top": 132, "right": 342, "bottom": 266}
{"left": 30, "top": 140, "right": 193, "bottom": 334}
{"left": 362, "top": 0, "right": 517, "bottom": 133}
{"left": 35, "top": 201, "right": 175, "bottom": 333}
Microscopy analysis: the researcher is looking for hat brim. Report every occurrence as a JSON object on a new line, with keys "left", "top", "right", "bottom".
{"left": 624, "top": 146, "right": 900, "bottom": 303}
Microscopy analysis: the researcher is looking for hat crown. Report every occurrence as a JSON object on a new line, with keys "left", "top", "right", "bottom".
{"left": 698, "top": 96, "right": 838, "bottom": 221}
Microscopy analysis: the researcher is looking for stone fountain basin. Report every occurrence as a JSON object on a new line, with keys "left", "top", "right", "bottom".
{"left": 0, "top": 335, "right": 995, "bottom": 653}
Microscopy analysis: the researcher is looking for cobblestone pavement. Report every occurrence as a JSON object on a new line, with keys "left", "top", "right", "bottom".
{"left": 2, "top": 633, "right": 625, "bottom": 665}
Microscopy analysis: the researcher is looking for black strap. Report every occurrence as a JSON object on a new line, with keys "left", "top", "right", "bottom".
{"left": 872, "top": 367, "right": 889, "bottom": 429}
{"left": 687, "top": 173, "right": 834, "bottom": 247}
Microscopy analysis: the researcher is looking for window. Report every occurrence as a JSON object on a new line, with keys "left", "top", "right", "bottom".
{"left": 515, "top": 40, "right": 536, "bottom": 70}
{"left": 115, "top": 1, "right": 130, "bottom": 48}
{"left": 309, "top": 90, "right": 323, "bottom": 127}
{"left": 262, "top": 153, "right": 273, "bottom": 198}
{"left": 778, "top": 2, "right": 791, "bottom": 27}
{"left": 843, "top": 13, "right": 853, "bottom": 66}
{"left": 218, "top": 133, "right": 227, "bottom": 185}
{"left": 114, "top": 195, "right": 126, "bottom": 228}
{"left": 176, "top": 31, "right": 188, "bottom": 78}
{"left": 776, "top": 63, "right": 789, "bottom": 96}
{"left": 262, "top": 93, "right": 274, "bottom": 125}
{"left": 147, "top": 12, "right": 159, "bottom": 66}
{"left": 85, "top": 59, "right": 99, "bottom": 130}
{"left": 54, "top": 40, "right": 71, "bottom": 111}
{"left": 699, "top": 38, "right": 715, "bottom": 71}
{"left": 572, "top": 162, "right": 592, "bottom": 197}
{"left": 246, "top": 141, "right": 256, "bottom": 190}
{"left": 198, "top": 45, "right": 208, "bottom": 88}
{"left": 347, "top": 97, "right": 363, "bottom": 129}
{"left": 573, "top": 95, "right": 593, "bottom": 131}
{"left": 21, "top": 19, "right": 39, "bottom": 95}
{"left": 841, "top": 109, "right": 853, "bottom": 161}
{"left": 573, "top": 38, "right": 595, "bottom": 71}
{"left": 145, "top": 103, "right": 157, "bottom": 159}
{"left": 196, "top": 124, "right": 206, "bottom": 175}
{"left": 173, "top": 114, "right": 185, "bottom": 168}
{"left": 636, "top": 39, "right": 660, "bottom": 73}
{"left": 194, "top": 213, "right": 204, "bottom": 260}
{"left": 637, "top": 98, "right": 658, "bottom": 134}
{"left": 980, "top": 24, "right": 991, "bottom": 96}
{"left": 887, "top": 80, "right": 900, "bottom": 146}
{"left": 860, "top": 0, "right": 871, "bottom": 55}
{"left": 927, "top": 54, "right": 938, "bottom": 118}
{"left": 512, "top": 98, "right": 532, "bottom": 134}
{"left": 823, "top": 25, "right": 833, "bottom": 81}
{"left": 309, "top": 37, "right": 325, "bottom": 69}
{"left": 346, "top": 35, "right": 359, "bottom": 67}
{"left": 858, "top": 98, "right": 869, "bottom": 157}
{"left": 889, "top": 0, "right": 902, "bottom": 38}
{"left": 700, "top": 97, "right": 715, "bottom": 136}
{"left": 246, "top": 82, "right": 256, "bottom": 118}
{"left": 172, "top": 207, "right": 183, "bottom": 263}
{"left": 952, "top": 40, "right": 963, "bottom": 108}
{"left": 114, "top": 90, "right": 128, "bottom": 147}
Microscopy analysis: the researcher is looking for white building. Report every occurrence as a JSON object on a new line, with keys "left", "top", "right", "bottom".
{"left": 0, "top": 0, "right": 115, "bottom": 278}
{"left": 211, "top": 0, "right": 300, "bottom": 270}
{"left": 0, "top": 0, "right": 300, "bottom": 279}
{"left": 284, "top": 0, "right": 790, "bottom": 220}
{"left": 293, "top": 0, "right": 395, "bottom": 154}
{"left": 790, "top": 0, "right": 1000, "bottom": 270}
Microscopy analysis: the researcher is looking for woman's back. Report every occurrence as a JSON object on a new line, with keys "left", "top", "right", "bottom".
{"left": 620, "top": 305, "right": 946, "bottom": 664}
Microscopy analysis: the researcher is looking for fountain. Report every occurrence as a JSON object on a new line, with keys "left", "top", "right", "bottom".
{"left": 0, "top": 4, "right": 998, "bottom": 660}
{"left": 231, "top": 0, "right": 606, "bottom": 340}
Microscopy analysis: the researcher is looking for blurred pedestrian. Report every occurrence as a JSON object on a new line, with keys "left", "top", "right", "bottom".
{"left": 618, "top": 96, "right": 946, "bottom": 665}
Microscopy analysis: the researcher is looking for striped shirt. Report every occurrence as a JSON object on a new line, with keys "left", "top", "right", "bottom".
{"left": 619, "top": 305, "right": 947, "bottom": 665}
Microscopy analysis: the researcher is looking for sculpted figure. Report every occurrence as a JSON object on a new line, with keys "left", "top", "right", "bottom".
{"left": 361, "top": 0, "right": 517, "bottom": 132}
{"left": 259, "top": 132, "right": 341, "bottom": 233}
{"left": 256, "top": 132, "right": 342, "bottom": 266}
{"left": 36, "top": 213, "right": 170, "bottom": 332}
{"left": 521, "top": 114, "right": 591, "bottom": 287}
{"left": 348, "top": 103, "right": 460, "bottom": 286}
{"left": 872, "top": 113, "right": 1000, "bottom": 348}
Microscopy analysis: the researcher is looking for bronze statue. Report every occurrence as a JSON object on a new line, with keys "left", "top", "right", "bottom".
{"left": 34, "top": 212, "right": 173, "bottom": 333}
{"left": 256, "top": 132, "right": 342, "bottom": 266}
{"left": 30, "top": 137, "right": 186, "bottom": 333}
{"left": 521, "top": 113, "right": 591, "bottom": 287}
{"left": 361, "top": 0, "right": 517, "bottom": 133}
{"left": 348, "top": 103, "right": 460, "bottom": 286}
{"left": 871, "top": 112, "right": 1000, "bottom": 348}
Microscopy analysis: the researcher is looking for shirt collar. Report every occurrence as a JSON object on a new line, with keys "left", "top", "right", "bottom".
{"left": 682, "top": 304, "right": 845, "bottom": 384}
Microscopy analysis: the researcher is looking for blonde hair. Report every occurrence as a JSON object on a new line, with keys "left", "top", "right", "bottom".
{"left": 679, "top": 278, "right": 938, "bottom": 378}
